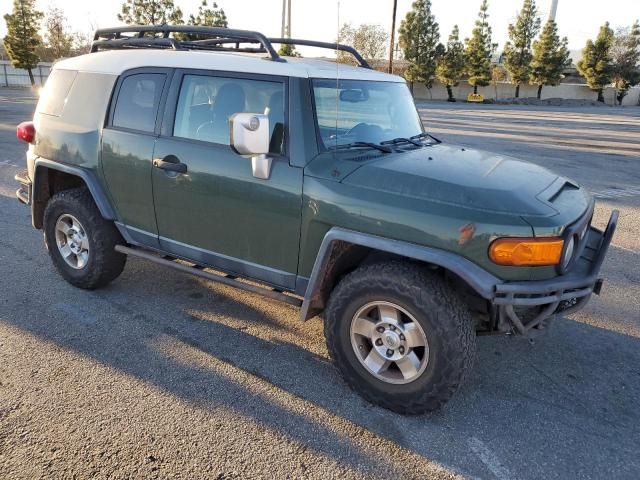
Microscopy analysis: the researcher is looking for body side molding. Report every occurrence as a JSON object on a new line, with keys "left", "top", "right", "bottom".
{"left": 300, "top": 227, "right": 501, "bottom": 321}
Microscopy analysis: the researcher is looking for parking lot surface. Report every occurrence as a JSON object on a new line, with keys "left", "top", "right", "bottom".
{"left": 1, "top": 88, "right": 639, "bottom": 479}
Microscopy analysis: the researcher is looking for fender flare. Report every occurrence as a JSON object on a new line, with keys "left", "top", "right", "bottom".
{"left": 300, "top": 227, "right": 500, "bottom": 321}
{"left": 33, "top": 158, "right": 116, "bottom": 224}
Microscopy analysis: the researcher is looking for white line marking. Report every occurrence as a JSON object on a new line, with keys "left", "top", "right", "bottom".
{"left": 612, "top": 243, "right": 639, "bottom": 254}
{"left": 468, "top": 436, "right": 513, "bottom": 480}
{"left": 593, "top": 187, "right": 640, "bottom": 199}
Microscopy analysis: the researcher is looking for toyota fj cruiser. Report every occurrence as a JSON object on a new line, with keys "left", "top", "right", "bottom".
{"left": 14, "top": 26, "right": 618, "bottom": 414}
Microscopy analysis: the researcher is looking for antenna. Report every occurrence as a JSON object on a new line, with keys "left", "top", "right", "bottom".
{"left": 335, "top": 0, "right": 340, "bottom": 152}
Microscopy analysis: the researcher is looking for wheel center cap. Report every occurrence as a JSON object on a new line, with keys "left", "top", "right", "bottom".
{"left": 383, "top": 331, "right": 400, "bottom": 348}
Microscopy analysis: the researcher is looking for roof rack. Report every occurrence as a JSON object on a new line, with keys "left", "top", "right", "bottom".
{"left": 268, "top": 38, "right": 371, "bottom": 69}
{"left": 92, "top": 25, "right": 283, "bottom": 61}
{"left": 91, "top": 26, "right": 372, "bottom": 69}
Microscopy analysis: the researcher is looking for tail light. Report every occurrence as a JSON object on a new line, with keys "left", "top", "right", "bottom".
{"left": 16, "top": 121, "right": 36, "bottom": 144}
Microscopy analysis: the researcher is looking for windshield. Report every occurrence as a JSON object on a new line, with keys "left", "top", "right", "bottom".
{"left": 312, "top": 79, "right": 424, "bottom": 150}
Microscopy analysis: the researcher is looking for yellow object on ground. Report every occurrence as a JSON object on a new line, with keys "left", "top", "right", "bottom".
{"left": 467, "top": 93, "right": 484, "bottom": 103}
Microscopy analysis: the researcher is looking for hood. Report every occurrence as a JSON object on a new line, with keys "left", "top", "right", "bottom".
{"left": 340, "top": 145, "right": 568, "bottom": 217}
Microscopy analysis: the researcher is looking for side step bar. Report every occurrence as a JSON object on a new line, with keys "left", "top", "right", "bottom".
{"left": 115, "top": 245, "right": 303, "bottom": 307}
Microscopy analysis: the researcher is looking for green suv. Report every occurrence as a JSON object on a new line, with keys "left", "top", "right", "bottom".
{"left": 14, "top": 26, "right": 618, "bottom": 414}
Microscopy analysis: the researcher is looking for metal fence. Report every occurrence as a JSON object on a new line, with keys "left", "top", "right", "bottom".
{"left": 1, "top": 61, "right": 52, "bottom": 87}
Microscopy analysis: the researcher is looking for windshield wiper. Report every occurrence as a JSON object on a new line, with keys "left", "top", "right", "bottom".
{"left": 329, "top": 141, "right": 392, "bottom": 153}
{"left": 381, "top": 137, "right": 424, "bottom": 147}
{"left": 410, "top": 132, "right": 442, "bottom": 144}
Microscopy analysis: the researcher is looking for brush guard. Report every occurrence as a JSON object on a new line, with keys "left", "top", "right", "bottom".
{"left": 493, "top": 210, "right": 618, "bottom": 335}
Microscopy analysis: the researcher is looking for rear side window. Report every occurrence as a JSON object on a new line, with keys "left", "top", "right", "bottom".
{"left": 38, "top": 69, "right": 77, "bottom": 117}
{"left": 112, "top": 73, "right": 165, "bottom": 133}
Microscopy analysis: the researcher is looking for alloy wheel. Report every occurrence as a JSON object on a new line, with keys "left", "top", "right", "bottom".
{"left": 350, "top": 301, "right": 429, "bottom": 384}
{"left": 54, "top": 214, "right": 90, "bottom": 269}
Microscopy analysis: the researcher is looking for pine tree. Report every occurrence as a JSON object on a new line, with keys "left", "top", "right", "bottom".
{"left": 465, "top": 0, "right": 496, "bottom": 94}
{"left": 491, "top": 64, "right": 508, "bottom": 100}
{"left": 436, "top": 25, "right": 465, "bottom": 101}
{"left": 577, "top": 23, "right": 615, "bottom": 102}
{"left": 3, "top": 0, "right": 43, "bottom": 86}
{"left": 188, "top": 0, "right": 227, "bottom": 27}
{"left": 118, "top": 0, "right": 184, "bottom": 26}
{"left": 43, "top": 7, "right": 74, "bottom": 61}
{"left": 529, "top": 19, "right": 570, "bottom": 99}
{"left": 278, "top": 27, "right": 301, "bottom": 57}
{"left": 611, "top": 21, "right": 640, "bottom": 105}
{"left": 503, "top": 0, "right": 541, "bottom": 97}
{"left": 399, "top": 0, "right": 442, "bottom": 94}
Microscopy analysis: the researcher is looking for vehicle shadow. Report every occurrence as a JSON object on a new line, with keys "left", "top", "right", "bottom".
{"left": 0, "top": 256, "right": 452, "bottom": 478}
{"left": 2, "top": 251, "right": 640, "bottom": 479}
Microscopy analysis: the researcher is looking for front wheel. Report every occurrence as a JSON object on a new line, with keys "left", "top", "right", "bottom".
{"left": 43, "top": 187, "right": 126, "bottom": 289}
{"left": 324, "top": 261, "right": 476, "bottom": 414}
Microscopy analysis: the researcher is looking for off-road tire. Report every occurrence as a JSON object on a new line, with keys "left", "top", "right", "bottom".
{"left": 43, "top": 187, "right": 126, "bottom": 289}
{"left": 324, "top": 261, "right": 476, "bottom": 414}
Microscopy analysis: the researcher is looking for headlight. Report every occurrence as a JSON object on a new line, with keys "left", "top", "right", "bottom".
{"left": 561, "top": 235, "right": 576, "bottom": 270}
{"left": 489, "top": 237, "right": 564, "bottom": 266}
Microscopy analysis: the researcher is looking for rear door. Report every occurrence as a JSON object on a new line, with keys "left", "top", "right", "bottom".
{"left": 151, "top": 69, "right": 303, "bottom": 290}
{"left": 101, "top": 68, "right": 171, "bottom": 247}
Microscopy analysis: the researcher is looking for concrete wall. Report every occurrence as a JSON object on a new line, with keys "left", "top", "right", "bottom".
{"left": 3, "top": 58, "right": 639, "bottom": 107}
{"left": 0, "top": 61, "right": 52, "bottom": 87}
{"left": 411, "top": 81, "right": 640, "bottom": 106}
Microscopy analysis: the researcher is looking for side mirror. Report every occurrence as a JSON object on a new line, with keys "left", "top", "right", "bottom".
{"left": 229, "top": 113, "right": 272, "bottom": 180}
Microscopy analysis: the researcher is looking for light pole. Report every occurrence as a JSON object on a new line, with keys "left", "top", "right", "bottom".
{"left": 281, "top": 0, "right": 286, "bottom": 37}
{"left": 281, "top": 0, "right": 292, "bottom": 38}
{"left": 549, "top": 0, "right": 559, "bottom": 20}
{"left": 388, "top": 0, "right": 398, "bottom": 73}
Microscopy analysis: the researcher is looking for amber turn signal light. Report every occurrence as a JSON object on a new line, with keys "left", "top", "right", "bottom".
{"left": 489, "top": 237, "right": 564, "bottom": 266}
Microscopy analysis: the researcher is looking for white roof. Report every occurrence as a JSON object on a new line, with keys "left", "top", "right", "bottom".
{"left": 54, "top": 49, "right": 404, "bottom": 82}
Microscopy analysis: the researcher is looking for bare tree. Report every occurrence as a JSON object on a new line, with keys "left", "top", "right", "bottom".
{"left": 611, "top": 22, "right": 640, "bottom": 105}
{"left": 337, "top": 23, "right": 388, "bottom": 63}
{"left": 43, "top": 7, "right": 74, "bottom": 61}
{"left": 71, "top": 31, "right": 93, "bottom": 55}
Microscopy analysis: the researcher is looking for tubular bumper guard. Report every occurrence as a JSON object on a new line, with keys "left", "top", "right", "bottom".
{"left": 15, "top": 169, "right": 31, "bottom": 205}
{"left": 493, "top": 210, "right": 619, "bottom": 335}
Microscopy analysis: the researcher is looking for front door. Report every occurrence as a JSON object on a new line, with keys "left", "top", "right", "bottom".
{"left": 152, "top": 70, "right": 302, "bottom": 290}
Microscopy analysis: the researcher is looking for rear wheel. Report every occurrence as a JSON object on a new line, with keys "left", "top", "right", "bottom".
{"left": 324, "top": 261, "right": 476, "bottom": 414}
{"left": 43, "top": 187, "right": 126, "bottom": 289}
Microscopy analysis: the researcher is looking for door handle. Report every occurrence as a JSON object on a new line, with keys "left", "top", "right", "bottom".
{"left": 153, "top": 157, "right": 187, "bottom": 174}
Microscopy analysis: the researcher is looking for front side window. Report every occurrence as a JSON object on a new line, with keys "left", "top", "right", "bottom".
{"left": 173, "top": 74, "right": 285, "bottom": 154}
{"left": 112, "top": 73, "right": 165, "bottom": 133}
{"left": 312, "top": 79, "right": 423, "bottom": 150}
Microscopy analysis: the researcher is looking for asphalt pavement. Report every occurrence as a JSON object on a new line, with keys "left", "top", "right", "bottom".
{"left": 1, "top": 88, "right": 639, "bottom": 479}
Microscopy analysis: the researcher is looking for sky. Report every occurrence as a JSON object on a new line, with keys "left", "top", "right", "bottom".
{"left": 1, "top": 0, "right": 639, "bottom": 56}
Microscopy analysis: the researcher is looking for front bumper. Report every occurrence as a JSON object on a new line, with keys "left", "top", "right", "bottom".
{"left": 492, "top": 210, "right": 618, "bottom": 335}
